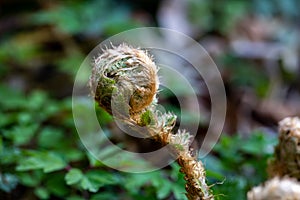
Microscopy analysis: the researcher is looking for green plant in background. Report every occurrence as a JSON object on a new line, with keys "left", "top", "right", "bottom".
{"left": 0, "top": 83, "right": 190, "bottom": 199}
{"left": 187, "top": 0, "right": 250, "bottom": 34}
{"left": 187, "top": 0, "right": 300, "bottom": 34}
{"left": 0, "top": 79, "right": 282, "bottom": 200}
{"left": 0, "top": 0, "right": 144, "bottom": 85}
{"left": 222, "top": 55, "right": 270, "bottom": 98}
{"left": 31, "top": 0, "right": 142, "bottom": 37}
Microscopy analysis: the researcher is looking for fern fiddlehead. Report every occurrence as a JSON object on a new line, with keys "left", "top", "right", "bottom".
{"left": 89, "top": 43, "right": 213, "bottom": 200}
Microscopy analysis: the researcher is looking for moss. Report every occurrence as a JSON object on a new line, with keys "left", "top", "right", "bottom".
{"left": 139, "top": 109, "right": 155, "bottom": 126}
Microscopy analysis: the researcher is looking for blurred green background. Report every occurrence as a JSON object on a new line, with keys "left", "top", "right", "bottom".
{"left": 0, "top": 0, "right": 299, "bottom": 199}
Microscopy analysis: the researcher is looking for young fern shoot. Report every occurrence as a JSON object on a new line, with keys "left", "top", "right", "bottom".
{"left": 89, "top": 43, "right": 213, "bottom": 200}
{"left": 268, "top": 117, "right": 300, "bottom": 179}
{"left": 248, "top": 117, "right": 300, "bottom": 200}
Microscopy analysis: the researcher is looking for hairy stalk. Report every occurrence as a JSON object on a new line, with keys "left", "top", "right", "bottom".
{"left": 89, "top": 43, "right": 213, "bottom": 200}
{"left": 268, "top": 117, "right": 300, "bottom": 179}
{"left": 248, "top": 117, "right": 300, "bottom": 200}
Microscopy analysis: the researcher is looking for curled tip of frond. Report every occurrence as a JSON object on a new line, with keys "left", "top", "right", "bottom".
{"left": 89, "top": 43, "right": 159, "bottom": 115}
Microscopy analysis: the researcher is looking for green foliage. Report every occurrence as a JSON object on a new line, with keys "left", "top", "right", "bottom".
{"left": 203, "top": 131, "right": 277, "bottom": 200}
{"left": 187, "top": 0, "right": 250, "bottom": 33}
{"left": 223, "top": 55, "right": 270, "bottom": 97}
{"left": 187, "top": 0, "right": 300, "bottom": 34}
{"left": 65, "top": 169, "right": 83, "bottom": 185}
{"left": 140, "top": 110, "right": 155, "bottom": 126}
{"left": 31, "top": 0, "right": 141, "bottom": 36}
{"left": 124, "top": 163, "right": 187, "bottom": 200}
{"left": 0, "top": 36, "right": 41, "bottom": 64}
{"left": 16, "top": 151, "right": 66, "bottom": 173}
{"left": 0, "top": 84, "right": 188, "bottom": 199}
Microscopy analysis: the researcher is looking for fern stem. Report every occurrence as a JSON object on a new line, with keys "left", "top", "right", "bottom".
{"left": 89, "top": 43, "right": 213, "bottom": 200}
